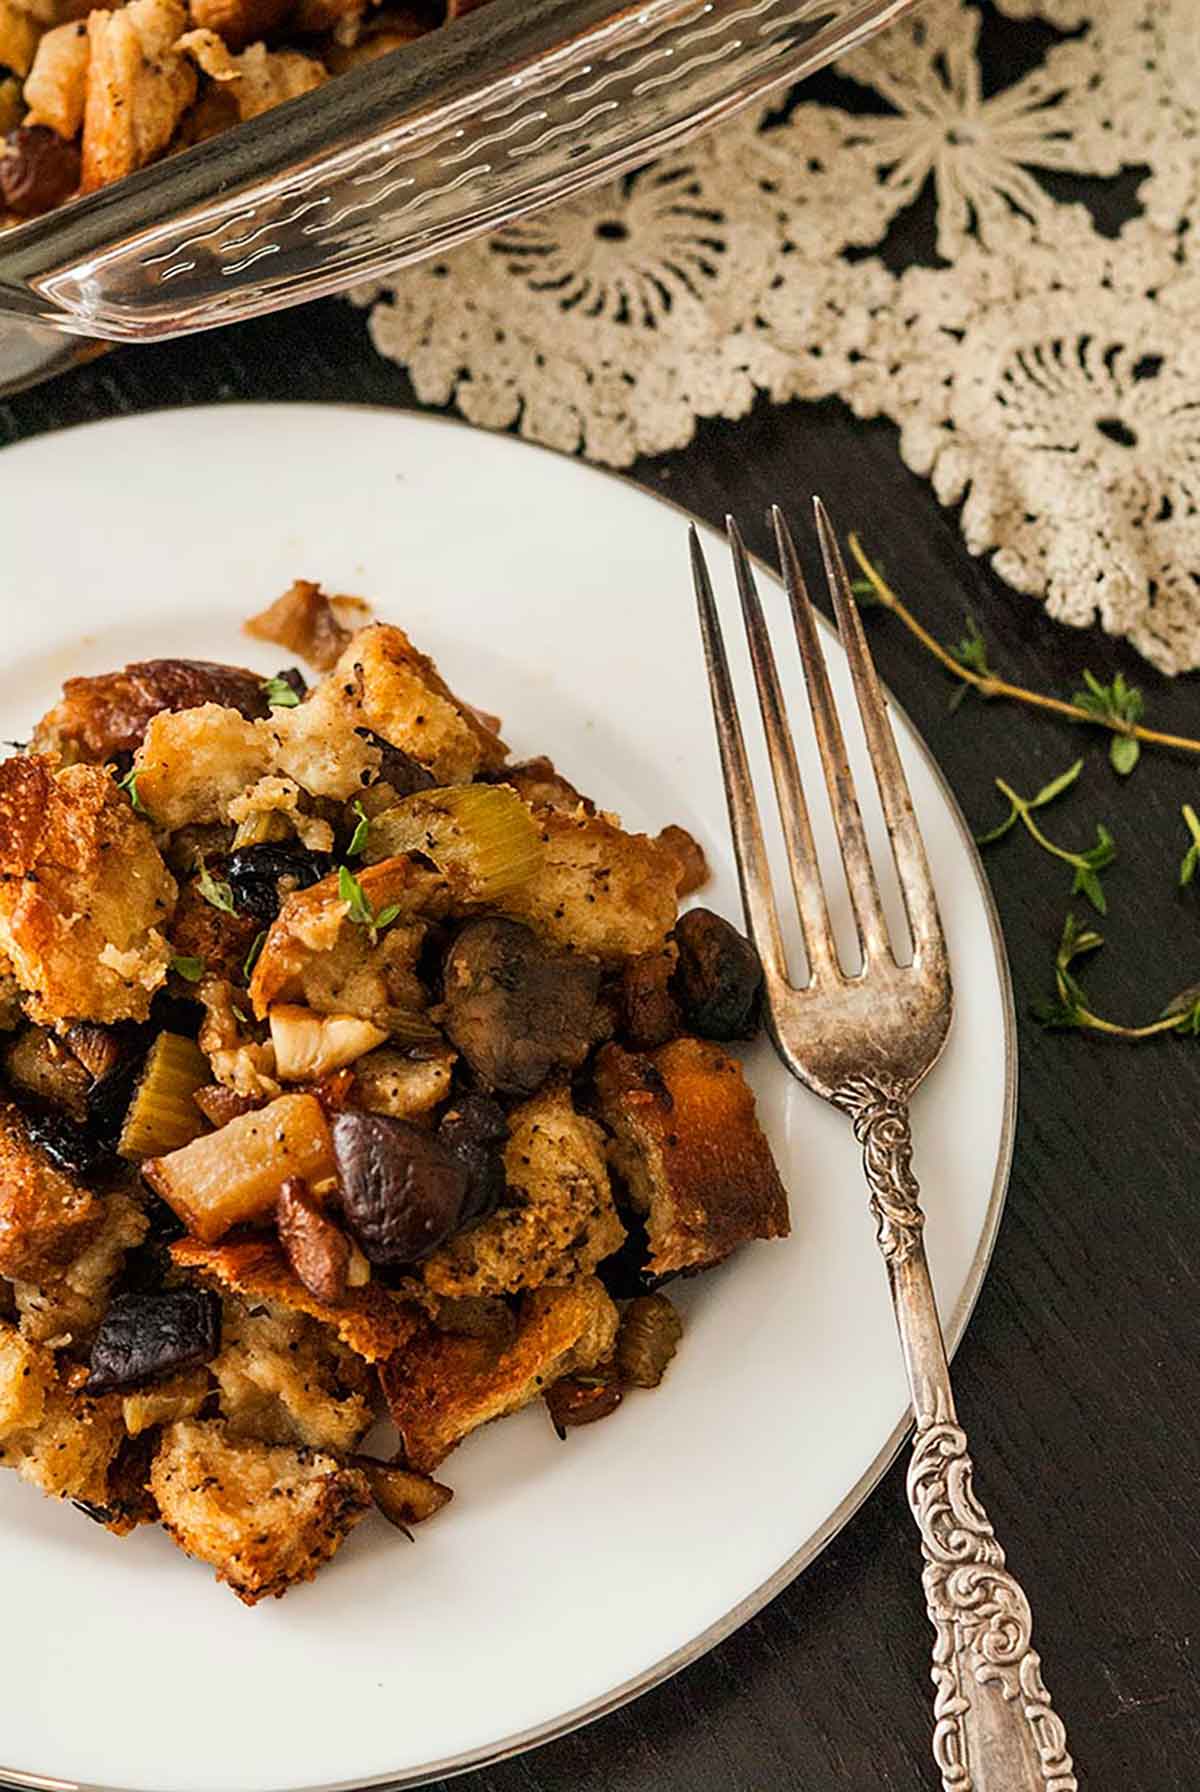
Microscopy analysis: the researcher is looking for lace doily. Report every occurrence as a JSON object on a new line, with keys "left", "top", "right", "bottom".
{"left": 355, "top": 0, "right": 1200, "bottom": 674}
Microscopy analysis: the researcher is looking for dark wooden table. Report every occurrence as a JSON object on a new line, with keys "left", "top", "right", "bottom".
{"left": 4, "top": 57, "right": 1199, "bottom": 1781}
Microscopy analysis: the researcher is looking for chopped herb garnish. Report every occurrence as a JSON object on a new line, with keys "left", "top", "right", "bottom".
{"left": 243, "top": 930, "right": 266, "bottom": 983}
{"left": 347, "top": 799, "right": 371, "bottom": 859}
{"left": 338, "top": 864, "right": 401, "bottom": 936}
{"left": 261, "top": 674, "right": 302, "bottom": 709}
{"left": 197, "top": 860, "right": 236, "bottom": 915}
{"left": 116, "top": 766, "right": 145, "bottom": 814}
{"left": 947, "top": 615, "right": 993, "bottom": 712}
{"left": 169, "top": 954, "right": 206, "bottom": 983}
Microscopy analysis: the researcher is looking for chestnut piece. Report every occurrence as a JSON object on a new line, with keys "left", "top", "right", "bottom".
{"left": 0, "top": 126, "right": 80, "bottom": 218}
{"left": 331, "top": 1111, "right": 469, "bottom": 1265}
{"left": 672, "top": 908, "right": 763, "bottom": 1040}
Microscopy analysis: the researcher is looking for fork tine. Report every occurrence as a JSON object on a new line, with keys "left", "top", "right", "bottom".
{"left": 725, "top": 517, "right": 838, "bottom": 988}
{"left": 811, "top": 497, "right": 946, "bottom": 967}
{"left": 770, "top": 506, "right": 891, "bottom": 971}
{"left": 689, "top": 526, "right": 789, "bottom": 994}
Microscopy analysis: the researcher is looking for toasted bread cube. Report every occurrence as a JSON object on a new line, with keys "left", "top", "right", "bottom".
{"left": 243, "top": 579, "right": 357, "bottom": 670}
{"left": 151, "top": 1418, "right": 372, "bottom": 1604}
{"left": 176, "top": 30, "right": 326, "bottom": 120}
{"left": 0, "top": 757, "right": 177, "bottom": 1025}
{"left": 23, "top": 18, "right": 90, "bottom": 138}
{"left": 30, "top": 657, "right": 270, "bottom": 765}
{"left": 133, "top": 702, "right": 270, "bottom": 831}
{"left": 595, "top": 1037, "right": 790, "bottom": 1274}
{"left": 121, "top": 1367, "right": 210, "bottom": 1437}
{"left": 13, "top": 1189, "right": 148, "bottom": 1349}
{"left": 248, "top": 855, "right": 443, "bottom": 1021}
{"left": 143, "top": 1092, "right": 334, "bottom": 1243}
{"left": 0, "top": 1323, "right": 51, "bottom": 1440}
{"left": 81, "top": 0, "right": 196, "bottom": 192}
{"left": 0, "top": 0, "right": 40, "bottom": 75}
{"left": 328, "top": 624, "right": 507, "bottom": 785}
{"left": 187, "top": 0, "right": 290, "bottom": 48}
{"left": 210, "top": 1295, "right": 372, "bottom": 1453}
{"left": 172, "top": 1234, "right": 420, "bottom": 1363}
{"left": 381, "top": 1276, "right": 618, "bottom": 1471}
{"left": 0, "top": 1333, "right": 124, "bottom": 1505}
{"left": 503, "top": 806, "right": 678, "bottom": 963}
{"left": 0, "top": 1101, "right": 103, "bottom": 1283}
{"left": 422, "top": 1082, "right": 624, "bottom": 1299}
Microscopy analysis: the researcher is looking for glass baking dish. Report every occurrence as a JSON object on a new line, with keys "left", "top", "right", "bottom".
{"left": 0, "top": 0, "right": 912, "bottom": 364}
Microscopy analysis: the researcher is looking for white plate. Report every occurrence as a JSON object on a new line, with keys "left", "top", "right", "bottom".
{"left": 0, "top": 406, "right": 1014, "bottom": 1792}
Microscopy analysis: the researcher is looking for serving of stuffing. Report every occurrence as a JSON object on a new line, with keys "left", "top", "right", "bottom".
{"left": 0, "top": 0, "right": 490, "bottom": 223}
{"left": 0, "top": 581, "right": 790, "bottom": 1603}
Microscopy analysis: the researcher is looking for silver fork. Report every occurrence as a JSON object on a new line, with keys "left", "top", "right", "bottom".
{"left": 690, "top": 501, "right": 1077, "bottom": 1792}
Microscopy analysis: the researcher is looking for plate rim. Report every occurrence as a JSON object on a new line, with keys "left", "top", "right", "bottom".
{"left": 0, "top": 403, "right": 1017, "bottom": 1792}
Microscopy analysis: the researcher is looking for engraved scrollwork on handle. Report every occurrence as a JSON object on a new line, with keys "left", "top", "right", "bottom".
{"left": 908, "top": 1414, "right": 1078, "bottom": 1791}
{"left": 833, "top": 1074, "right": 925, "bottom": 1266}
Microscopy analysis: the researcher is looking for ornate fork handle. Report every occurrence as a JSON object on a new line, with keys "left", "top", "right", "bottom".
{"left": 835, "top": 1076, "right": 1078, "bottom": 1792}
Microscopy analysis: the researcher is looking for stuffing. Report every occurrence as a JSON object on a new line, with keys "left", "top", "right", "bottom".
{"left": 503, "top": 806, "right": 679, "bottom": 963}
{"left": 226, "top": 776, "right": 335, "bottom": 853}
{"left": 243, "top": 580, "right": 362, "bottom": 672}
{"left": 0, "top": 0, "right": 40, "bottom": 74}
{"left": 121, "top": 1366, "right": 210, "bottom": 1436}
{"left": 186, "top": 0, "right": 291, "bottom": 48}
{"left": 351, "top": 1043, "right": 456, "bottom": 1121}
{"left": 22, "top": 17, "right": 89, "bottom": 139}
{"left": 657, "top": 823, "right": 709, "bottom": 897}
{"left": 248, "top": 856, "right": 445, "bottom": 1022}
{"left": 80, "top": 0, "right": 196, "bottom": 192}
{"left": 0, "top": 1100, "right": 103, "bottom": 1282}
{"left": 2, "top": 1024, "right": 92, "bottom": 1120}
{"left": 208, "top": 1294, "right": 372, "bottom": 1453}
{"left": 0, "top": 1322, "right": 51, "bottom": 1439}
{"left": 176, "top": 29, "right": 326, "bottom": 122}
{"left": 170, "top": 1235, "right": 420, "bottom": 1364}
{"left": 262, "top": 671, "right": 381, "bottom": 801}
{"left": 196, "top": 976, "right": 281, "bottom": 1099}
{"left": 133, "top": 703, "right": 271, "bottom": 832}
{"left": 381, "top": 1277, "right": 619, "bottom": 1471}
{"left": 30, "top": 657, "right": 270, "bottom": 766}
{"left": 0, "top": 756, "right": 177, "bottom": 1025}
{"left": 324, "top": 12, "right": 425, "bottom": 71}
{"left": 422, "top": 1082, "right": 624, "bottom": 1299}
{"left": 13, "top": 1189, "right": 148, "bottom": 1349}
{"left": 328, "top": 625, "right": 508, "bottom": 784}
{"left": 594, "top": 1037, "right": 790, "bottom": 1274}
{"left": 169, "top": 877, "right": 262, "bottom": 987}
{"left": 151, "top": 1418, "right": 371, "bottom": 1603}
{"left": 0, "top": 1331, "right": 124, "bottom": 1504}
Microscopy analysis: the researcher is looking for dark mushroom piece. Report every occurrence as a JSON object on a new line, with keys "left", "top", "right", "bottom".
{"left": 85, "top": 1288, "right": 220, "bottom": 1394}
{"left": 439, "top": 917, "right": 602, "bottom": 1096}
{"left": 436, "top": 1093, "right": 508, "bottom": 1228}
{"left": 672, "top": 908, "right": 763, "bottom": 1040}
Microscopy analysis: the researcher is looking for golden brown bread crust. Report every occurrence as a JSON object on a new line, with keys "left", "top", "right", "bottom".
{"left": 80, "top": 0, "right": 196, "bottom": 192}
{"left": 0, "top": 1329, "right": 124, "bottom": 1504}
{"left": 421, "top": 1082, "right": 625, "bottom": 1299}
{"left": 503, "top": 806, "right": 678, "bottom": 963}
{"left": 0, "top": 1100, "right": 103, "bottom": 1282}
{"left": 150, "top": 1418, "right": 372, "bottom": 1604}
{"left": 244, "top": 581, "right": 357, "bottom": 669}
{"left": 209, "top": 1295, "right": 372, "bottom": 1453}
{"left": 30, "top": 658, "right": 270, "bottom": 765}
{"left": 331, "top": 625, "right": 508, "bottom": 783}
{"left": 0, "top": 756, "right": 177, "bottom": 1025}
{"left": 170, "top": 1235, "right": 421, "bottom": 1364}
{"left": 381, "top": 1276, "right": 619, "bottom": 1471}
{"left": 594, "top": 1037, "right": 790, "bottom": 1274}
{"left": 13, "top": 1188, "right": 148, "bottom": 1349}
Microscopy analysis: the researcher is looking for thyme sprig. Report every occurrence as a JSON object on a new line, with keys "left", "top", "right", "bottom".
{"left": 975, "top": 760, "right": 1116, "bottom": 914}
{"left": 1035, "top": 915, "right": 1200, "bottom": 1040}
